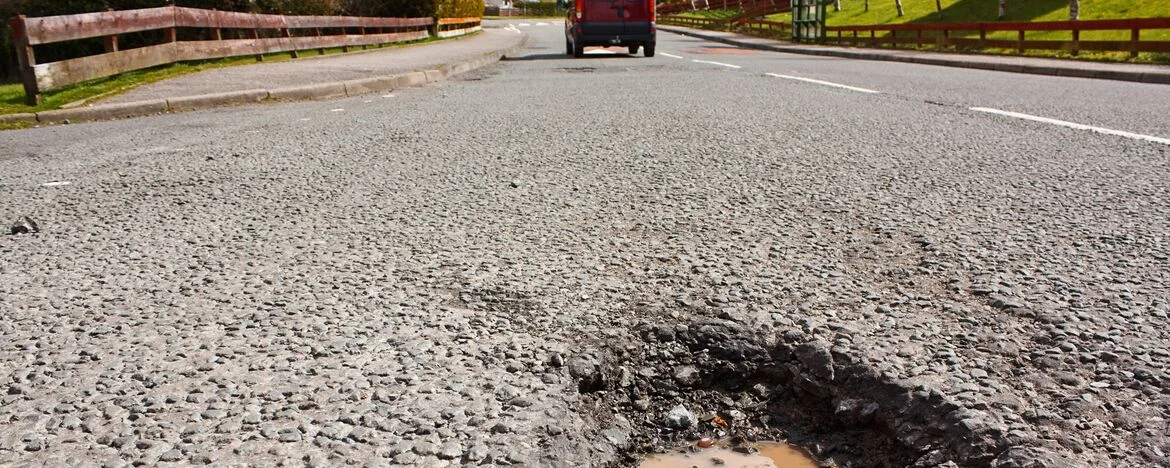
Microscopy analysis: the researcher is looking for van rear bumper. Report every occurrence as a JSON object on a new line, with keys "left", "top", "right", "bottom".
{"left": 572, "top": 22, "right": 656, "bottom": 46}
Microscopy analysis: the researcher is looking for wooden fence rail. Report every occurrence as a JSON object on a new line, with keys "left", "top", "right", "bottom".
{"left": 827, "top": 17, "right": 1170, "bottom": 56}
{"left": 9, "top": 6, "right": 482, "bottom": 105}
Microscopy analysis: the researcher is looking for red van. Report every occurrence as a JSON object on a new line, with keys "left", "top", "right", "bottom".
{"left": 565, "top": 0, "right": 656, "bottom": 57}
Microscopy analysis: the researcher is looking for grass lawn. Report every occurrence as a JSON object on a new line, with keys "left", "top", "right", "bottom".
{"left": 752, "top": 0, "right": 1170, "bottom": 61}
{"left": 0, "top": 37, "right": 445, "bottom": 117}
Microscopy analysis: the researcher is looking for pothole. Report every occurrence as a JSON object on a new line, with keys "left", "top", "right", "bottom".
{"left": 566, "top": 314, "right": 1058, "bottom": 467}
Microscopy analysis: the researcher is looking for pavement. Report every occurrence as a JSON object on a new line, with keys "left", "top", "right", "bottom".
{"left": 658, "top": 24, "right": 1170, "bottom": 85}
{"left": 1, "top": 26, "right": 528, "bottom": 126}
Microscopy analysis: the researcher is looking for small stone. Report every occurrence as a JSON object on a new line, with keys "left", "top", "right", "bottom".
{"left": 466, "top": 443, "right": 490, "bottom": 462}
{"left": 438, "top": 441, "right": 462, "bottom": 460}
{"left": 663, "top": 405, "right": 694, "bottom": 429}
{"left": 159, "top": 450, "right": 183, "bottom": 462}
{"left": 674, "top": 366, "right": 701, "bottom": 387}
{"left": 509, "top": 180, "right": 520, "bottom": 188}
{"left": 189, "top": 454, "right": 213, "bottom": 465}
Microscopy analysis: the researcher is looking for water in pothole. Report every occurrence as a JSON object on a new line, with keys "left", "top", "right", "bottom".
{"left": 639, "top": 440, "right": 818, "bottom": 468}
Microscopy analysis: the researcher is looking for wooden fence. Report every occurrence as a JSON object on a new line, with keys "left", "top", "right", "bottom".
{"left": 658, "top": 1, "right": 792, "bottom": 36}
{"left": 9, "top": 6, "right": 481, "bottom": 105}
{"left": 827, "top": 18, "right": 1170, "bottom": 56}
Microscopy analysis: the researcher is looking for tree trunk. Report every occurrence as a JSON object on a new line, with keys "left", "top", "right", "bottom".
{"left": 998, "top": 0, "right": 1006, "bottom": 19}
{"left": 1068, "top": 0, "right": 1079, "bottom": 20}
{"left": 935, "top": 0, "right": 942, "bottom": 19}
{"left": 865, "top": 0, "right": 869, "bottom": 12}
{"left": 894, "top": 0, "right": 903, "bottom": 17}
{"left": 834, "top": 0, "right": 841, "bottom": 12}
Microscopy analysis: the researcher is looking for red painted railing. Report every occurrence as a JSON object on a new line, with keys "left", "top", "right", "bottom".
{"left": 827, "top": 18, "right": 1170, "bottom": 56}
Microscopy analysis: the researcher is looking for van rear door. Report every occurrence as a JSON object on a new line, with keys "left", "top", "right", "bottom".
{"left": 583, "top": 0, "right": 624, "bottom": 40}
{"left": 620, "top": 0, "right": 653, "bottom": 36}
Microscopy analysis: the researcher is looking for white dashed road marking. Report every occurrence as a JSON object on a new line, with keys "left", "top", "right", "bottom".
{"left": 765, "top": 73, "right": 880, "bottom": 94}
{"left": 970, "top": 107, "right": 1170, "bottom": 146}
{"left": 331, "top": 109, "right": 345, "bottom": 112}
{"left": 692, "top": 59, "right": 741, "bottom": 69}
{"left": 42, "top": 181, "right": 71, "bottom": 187}
{"left": 660, "top": 53, "right": 683, "bottom": 59}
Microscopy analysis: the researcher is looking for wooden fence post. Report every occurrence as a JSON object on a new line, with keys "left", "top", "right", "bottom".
{"left": 253, "top": 29, "right": 264, "bottom": 61}
{"left": 10, "top": 15, "right": 40, "bottom": 106}
{"left": 1071, "top": 28, "right": 1079, "bottom": 56}
{"left": 103, "top": 8, "right": 119, "bottom": 53}
{"left": 1130, "top": 28, "right": 1140, "bottom": 58}
{"left": 283, "top": 28, "right": 298, "bottom": 58}
{"left": 1017, "top": 30, "right": 1024, "bottom": 53}
{"left": 316, "top": 28, "right": 325, "bottom": 55}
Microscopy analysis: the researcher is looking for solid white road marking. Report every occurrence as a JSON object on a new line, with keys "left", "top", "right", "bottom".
{"left": 331, "top": 109, "right": 345, "bottom": 112}
{"left": 692, "top": 59, "right": 741, "bottom": 69}
{"left": 660, "top": 52, "right": 684, "bottom": 59}
{"left": 42, "top": 181, "right": 71, "bottom": 187}
{"left": 970, "top": 107, "right": 1170, "bottom": 146}
{"left": 766, "top": 73, "right": 880, "bottom": 94}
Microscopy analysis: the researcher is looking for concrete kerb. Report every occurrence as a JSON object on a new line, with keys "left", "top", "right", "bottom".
{"left": 658, "top": 25, "right": 1170, "bottom": 85}
{"left": 37, "top": 99, "right": 169, "bottom": 124}
{"left": 14, "top": 33, "right": 530, "bottom": 126}
{"left": 167, "top": 89, "right": 269, "bottom": 110}
{"left": 268, "top": 83, "right": 348, "bottom": 101}
{"left": 0, "top": 113, "right": 38, "bottom": 125}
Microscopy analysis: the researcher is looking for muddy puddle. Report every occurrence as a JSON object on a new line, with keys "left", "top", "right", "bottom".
{"left": 640, "top": 441, "right": 819, "bottom": 468}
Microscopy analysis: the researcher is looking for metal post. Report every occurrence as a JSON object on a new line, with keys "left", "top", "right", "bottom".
{"left": 10, "top": 15, "right": 40, "bottom": 106}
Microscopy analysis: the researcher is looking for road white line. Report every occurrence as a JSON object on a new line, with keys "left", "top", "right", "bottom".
{"left": 381, "top": 94, "right": 395, "bottom": 98}
{"left": 660, "top": 52, "right": 684, "bottom": 59}
{"left": 692, "top": 59, "right": 741, "bottom": 69}
{"left": 519, "top": 23, "right": 531, "bottom": 27}
{"left": 536, "top": 22, "right": 549, "bottom": 26}
{"left": 970, "top": 107, "right": 1170, "bottom": 146}
{"left": 331, "top": 109, "right": 345, "bottom": 112}
{"left": 766, "top": 73, "right": 879, "bottom": 94}
{"left": 42, "top": 181, "right": 71, "bottom": 187}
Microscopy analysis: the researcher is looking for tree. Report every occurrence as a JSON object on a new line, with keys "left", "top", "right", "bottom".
{"left": 998, "top": 0, "right": 1006, "bottom": 19}
{"left": 1068, "top": 0, "right": 1078, "bottom": 20}
{"left": 894, "top": 0, "right": 902, "bottom": 17}
{"left": 833, "top": 0, "right": 839, "bottom": 12}
{"left": 934, "top": 0, "right": 941, "bottom": 19}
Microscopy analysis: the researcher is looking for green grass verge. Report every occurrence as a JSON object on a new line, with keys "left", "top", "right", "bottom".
{"left": 0, "top": 36, "right": 445, "bottom": 117}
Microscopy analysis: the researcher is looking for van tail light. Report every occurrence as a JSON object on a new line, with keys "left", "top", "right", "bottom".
{"left": 576, "top": 0, "right": 583, "bottom": 20}
{"left": 650, "top": 0, "right": 656, "bottom": 22}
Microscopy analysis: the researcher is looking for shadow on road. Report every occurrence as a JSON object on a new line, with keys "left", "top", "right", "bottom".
{"left": 502, "top": 52, "right": 639, "bottom": 61}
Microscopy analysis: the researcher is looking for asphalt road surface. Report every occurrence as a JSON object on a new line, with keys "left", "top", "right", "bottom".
{"left": 2, "top": 21, "right": 1168, "bottom": 467}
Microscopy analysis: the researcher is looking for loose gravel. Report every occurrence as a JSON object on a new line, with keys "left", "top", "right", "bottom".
{"left": 2, "top": 30, "right": 1169, "bottom": 467}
